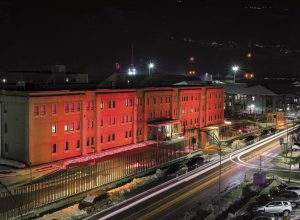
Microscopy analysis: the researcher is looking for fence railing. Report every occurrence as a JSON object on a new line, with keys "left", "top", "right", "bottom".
{"left": 0, "top": 143, "right": 188, "bottom": 219}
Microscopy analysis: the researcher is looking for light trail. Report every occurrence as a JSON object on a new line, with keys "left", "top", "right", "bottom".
{"left": 85, "top": 126, "right": 299, "bottom": 220}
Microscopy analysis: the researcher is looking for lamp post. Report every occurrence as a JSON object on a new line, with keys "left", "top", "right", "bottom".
{"left": 148, "top": 62, "right": 154, "bottom": 77}
{"left": 288, "top": 118, "right": 295, "bottom": 183}
{"left": 232, "top": 66, "right": 239, "bottom": 84}
{"left": 203, "top": 131, "right": 222, "bottom": 216}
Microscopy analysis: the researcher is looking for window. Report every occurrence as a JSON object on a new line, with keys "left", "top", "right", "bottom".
{"left": 130, "top": 99, "right": 133, "bottom": 106}
{"left": 113, "top": 100, "right": 116, "bottom": 108}
{"left": 76, "top": 140, "right": 80, "bottom": 148}
{"left": 91, "top": 137, "right": 94, "bottom": 145}
{"left": 100, "top": 119, "right": 104, "bottom": 127}
{"left": 4, "top": 123, "right": 7, "bottom": 133}
{"left": 154, "top": 98, "right": 156, "bottom": 104}
{"left": 100, "top": 136, "right": 103, "bottom": 143}
{"left": 125, "top": 99, "right": 129, "bottom": 107}
{"left": 40, "top": 105, "right": 46, "bottom": 115}
{"left": 88, "top": 120, "right": 94, "bottom": 128}
{"left": 64, "top": 124, "right": 69, "bottom": 132}
{"left": 75, "top": 121, "right": 80, "bottom": 130}
{"left": 108, "top": 101, "right": 112, "bottom": 108}
{"left": 70, "top": 103, "right": 74, "bottom": 112}
{"left": 34, "top": 105, "right": 39, "bottom": 116}
{"left": 252, "top": 96, "right": 255, "bottom": 101}
{"left": 52, "top": 124, "right": 56, "bottom": 134}
{"left": 52, "top": 104, "right": 57, "bottom": 115}
{"left": 125, "top": 131, "right": 128, "bottom": 138}
{"left": 65, "top": 142, "right": 69, "bottom": 151}
{"left": 108, "top": 135, "right": 111, "bottom": 142}
{"left": 76, "top": 102, "right": 81, "bottom": 111}
{"left": 52, "top": 144, "right": 56, "bottom": 153}
{"left": 4, "top": 144, "right": 8, "bottom": 153}
{"left": 90, "top": 101, "right": 94, "bottom": 110}
{"left": 87, "top": 137, "right": 90, "bottom": 146}
{"left": 129, "top": 130, "right": 132, "bottom": 138}
{"left": 65, "top": 104, "right": 69, "bottom": 113}
{"left": 69, "top": 122, "right": 74, "bottom": 131}
{"left": 112, "top": 133, "right": 115, "bottom": 141}
{"left": 3, "top": 103, "right": 7, "bottom": 113}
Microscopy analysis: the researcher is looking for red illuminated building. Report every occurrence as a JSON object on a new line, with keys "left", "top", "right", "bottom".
{"left": 0, "top": 85, "right": 224, "bottom": 165}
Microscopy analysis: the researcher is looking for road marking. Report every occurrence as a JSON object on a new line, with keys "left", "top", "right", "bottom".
{"left": 136, "top": 161, "right": 245, "bottom": 220}
{"left": 86, "top": 126, "right": 299, "bottom": 220}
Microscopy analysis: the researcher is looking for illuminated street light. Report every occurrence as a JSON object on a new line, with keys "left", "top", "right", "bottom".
{"left": 2, "top": 78, "right": 6, "bottom": 83}
{"left": 148, "top": 62, "right": 154, "bottom": 77}
{"left": 246, "top": 52, "right": 253, "bottom": 59}
{"left": 232, "top": 65, "right": 239, "bottom": 84}
{"left": 128, "top": 67, "right": 136, "bottom": 76}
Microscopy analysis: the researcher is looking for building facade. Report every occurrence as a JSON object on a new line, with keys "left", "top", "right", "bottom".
{"left": 0, "top": 85, "right": 224, "bottom": 165}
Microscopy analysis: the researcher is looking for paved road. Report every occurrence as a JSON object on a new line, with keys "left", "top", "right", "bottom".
{"left": 88, "top": 137, "right": 285, "bottom": 220}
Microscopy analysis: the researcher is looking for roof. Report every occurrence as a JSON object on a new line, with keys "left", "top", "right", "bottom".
{"left": 223, "top": 83, "right": 277, "bottom": 96}
{"left": 148, "top": 119, "right": 181, "bottom": 127}
{"left": 173, "top": 80, "right": 204, "bottom": 86}
{"left": 265, "top": 82, "right": 300, "bottom": 95}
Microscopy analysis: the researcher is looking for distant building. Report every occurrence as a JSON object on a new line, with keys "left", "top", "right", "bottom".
{"left": 223, "top": 83, "right": 280, "bottom": 117}
{"left": 0, "top": 85, "right": 224, "bottom": 165}
{"left": 1, "top": 65, "right": 88, "bottom": 85}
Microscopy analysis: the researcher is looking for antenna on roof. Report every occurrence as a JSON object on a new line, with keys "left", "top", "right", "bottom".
{"left": 131, "top": 43, "right": 134, "bottom": 67}
{"left": 127, "top": 43, "right": 136, "bottom": 75}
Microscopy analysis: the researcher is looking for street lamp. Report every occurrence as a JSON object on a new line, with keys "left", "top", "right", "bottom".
{"left": 232, "top": 65, "right": 239, "bottom": 84}
{"left": 148, "top": 62, "right": 154, "bottom": 77}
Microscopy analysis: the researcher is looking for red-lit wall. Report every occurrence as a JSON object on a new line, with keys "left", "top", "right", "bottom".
{"left": 27, "top": 86, "right": 224, "bottom": 165}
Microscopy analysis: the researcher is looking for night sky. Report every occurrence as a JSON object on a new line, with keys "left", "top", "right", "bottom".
{"left": 0, "top": 0, "right": 300, "bottom": 81}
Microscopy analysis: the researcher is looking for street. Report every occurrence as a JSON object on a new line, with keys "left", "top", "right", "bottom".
{"left": 87, "top": 133, "right": 288, "bottom": 220}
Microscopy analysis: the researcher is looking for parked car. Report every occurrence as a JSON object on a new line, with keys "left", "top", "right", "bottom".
{"left": 292, "top": 145, "right": 300, "bottom": 151}
{"left": 256, "top": 193, "right": 298, "bottom": 208}
{"left": 269, "top": 183, "right": 288, "bottom": 196}
{"left": 252, "top": 212, "right": 278, "bottom": 220}
{"left": 186, "top": 157, "right": 204, "bottom": 171}
{"left": 278, "top": 191, "right": 300, "bottom": 207}
{"left": 255, "top": 201, "right": 292, "bottom": 216}
{"left": 166, "top": 164, "right": 188, "bottom": 178}
{"left": 79, "top": 191, "right": 109, "bottom": 211}
{"left": 284, "top": 185, "right": 300, "bottom": 196}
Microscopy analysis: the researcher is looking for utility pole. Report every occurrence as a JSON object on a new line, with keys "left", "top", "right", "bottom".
{"left": 218, "top": 141, "right": 221, "bottom": 216}
{"left": 288, "top": 118, "right": 295, "bottom": 183}
{"left": 29, "top": 162, "right": 32, "bottom": 182}
{"left": 259, "top": 155, "right": 262, "bottom": 172}
{"left": 203, "top": 131, "right": 222, "bottom": 216}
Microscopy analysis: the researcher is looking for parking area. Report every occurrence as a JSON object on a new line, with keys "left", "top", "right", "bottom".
{"left": 290, "top": 207, "right": 300, "bottom": 219}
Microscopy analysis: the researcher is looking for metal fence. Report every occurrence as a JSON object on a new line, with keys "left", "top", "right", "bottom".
{"left": 0, "top": 143, "right": 188, "bottom": 219}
